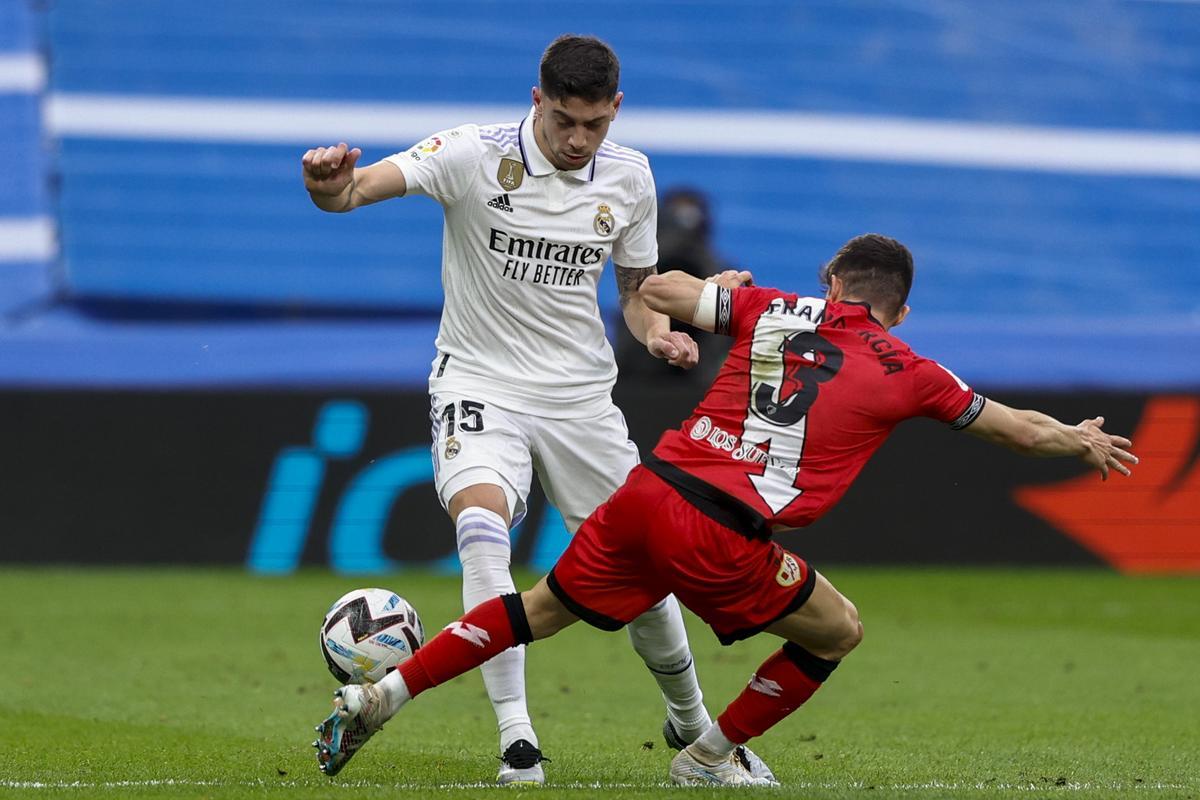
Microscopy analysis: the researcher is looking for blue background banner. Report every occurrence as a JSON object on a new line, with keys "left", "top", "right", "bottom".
{"left": 1, "top": 0, "right": 1197, "bottom": 387}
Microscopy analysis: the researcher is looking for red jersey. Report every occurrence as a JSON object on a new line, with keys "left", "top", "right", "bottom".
{"left": 646, "top": 286, "right": 984, "bottom": 536}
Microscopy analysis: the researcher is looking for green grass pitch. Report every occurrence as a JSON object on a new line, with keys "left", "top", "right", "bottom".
{"left": 1, "top": 567, "right": 1197, "bottom": 799}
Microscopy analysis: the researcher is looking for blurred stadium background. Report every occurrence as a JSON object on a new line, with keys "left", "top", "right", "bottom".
{"left": 1, "top": 0, "right": 1197, "bottom": 573}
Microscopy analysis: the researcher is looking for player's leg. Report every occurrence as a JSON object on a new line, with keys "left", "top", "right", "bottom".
{"left": 386, "top": 578, "right": 578, "bottom": 705}
{"left": 393, "top": 480, "right": 668, "bottom": 708}
{"left": 430, "top": 394, "right": 541, "bottom": 781}
{"left": 531, "top": 408, "right": 712, "bottom": 742}
{"left": 687, "top": 571, "right": 861, "bottom": 769}
{"left": 637, "top": 498, "right": 844, "bottom": 786}
{"left": 315, "top": 580, "right": 576, "bottom": 777}
{"left": 315, "top": 483, "right": 662, "bottom": 779}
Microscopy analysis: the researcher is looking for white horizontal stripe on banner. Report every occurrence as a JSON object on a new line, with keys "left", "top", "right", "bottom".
{"left": 0, "top": 53, "right": 46, "bottom": 93}
{"left": 0, "top": 217, "right": 57, "bottom": 261}
{"left": 44, "top": 94, "right": 1200, "bottom": 178}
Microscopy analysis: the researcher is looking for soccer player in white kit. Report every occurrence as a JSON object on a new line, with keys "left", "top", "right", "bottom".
{"left": 302, "top": 35, "right": 772, "bottom": 784}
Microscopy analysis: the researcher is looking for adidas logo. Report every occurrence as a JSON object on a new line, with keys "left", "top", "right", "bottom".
{"left": 487, "top": 193, "right": 514, "bottom": 213}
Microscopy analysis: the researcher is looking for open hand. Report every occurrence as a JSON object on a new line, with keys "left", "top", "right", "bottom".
{"left": 1076, "top": 416, "right": 1138, "bottom": 480}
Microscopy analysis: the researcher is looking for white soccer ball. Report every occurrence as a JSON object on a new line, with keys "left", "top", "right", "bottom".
{"left": 319, "top": 588, "right": 425, "bottom": 684}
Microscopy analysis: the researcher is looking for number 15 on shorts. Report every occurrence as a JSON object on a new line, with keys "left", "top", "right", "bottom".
{"left": 440, "top": 400, "right": 486, "bottom": 437}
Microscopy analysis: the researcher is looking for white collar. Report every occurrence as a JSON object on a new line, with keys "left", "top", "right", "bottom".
{"left": 518, "top": 106, "right": 596, "bottom": 181}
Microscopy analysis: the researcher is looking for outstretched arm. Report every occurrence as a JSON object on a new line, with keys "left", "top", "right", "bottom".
{"left": 639, "top": 268, "right": 754, "bottom": 331}
{"left": 965, "top": 400, "right": 1138, "bottom": 480}
{"left": 617, "top": 264, "right": 698, "bottom": 369}
{"left": 301, "top": 142, "right": 408, "bottom": 212}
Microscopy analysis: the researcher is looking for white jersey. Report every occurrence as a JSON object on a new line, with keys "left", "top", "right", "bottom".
{"left": 386, "top": 110, "right": 658, "bottom": 419}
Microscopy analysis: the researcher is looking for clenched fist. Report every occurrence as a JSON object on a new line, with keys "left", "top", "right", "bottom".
{"left": 301, "top": 142, "right": 362, "bottom": 197}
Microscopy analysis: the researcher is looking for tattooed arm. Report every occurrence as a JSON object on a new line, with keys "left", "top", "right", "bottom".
{"left": 616, "top": 263, "right": 699, "bottom": 369}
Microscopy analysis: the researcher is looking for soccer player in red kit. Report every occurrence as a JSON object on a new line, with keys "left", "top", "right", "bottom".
{"left": 314, "top": 234, "right": 1138, "bottom": 786}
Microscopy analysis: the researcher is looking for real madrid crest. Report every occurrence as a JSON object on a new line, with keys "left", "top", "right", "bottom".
{"left": 444, "top": 435, "right": 461, "bottom": 460}
{"left": 497, "top": 158, "right": 524, "bottom": 191}
{"left": 593, "top": 203, "right": 615, "bottom": 237}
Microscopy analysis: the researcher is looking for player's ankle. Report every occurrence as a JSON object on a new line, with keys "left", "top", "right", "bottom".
{"left": 691, "top": 722, "right": 738, "bottom": 760}
{"left": 669, "top": 711, "right": 712, "bottom": 744}
{"left": 499, "top": 722, "right": 538, "bottom": 751}
{"left": 684, "top": 741, "right": 727, "bottom": 767}
{"left": 376, "top": 669, "right": 413, "bottom": 719}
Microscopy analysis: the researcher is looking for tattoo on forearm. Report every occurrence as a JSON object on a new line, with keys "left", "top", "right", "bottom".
{"left": 616, "top": 265, "right": 657, "bottom": 309}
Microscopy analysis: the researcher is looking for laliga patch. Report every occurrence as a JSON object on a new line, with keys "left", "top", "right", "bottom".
{"left": 593, "top": 203, "right": 615, "bottom": 236}
{"left": 776, "top": 553, "right": 801, "bottom": 587}
{"left": 497, "top": 158, "right": 524, "bottom": 191}
{"left": 407, "top": 135, "right": 445, "bottom": 163}
{"left": 444, "top": 435, "right": 461, "bottom": 460}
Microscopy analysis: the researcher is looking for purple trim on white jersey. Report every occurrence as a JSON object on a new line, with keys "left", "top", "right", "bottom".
{"left": 597, "top": 144, "right": 650, "bottom": 171}
{"left": 517, "top": 115, "right": 533, "bottom": 174}
{"left": 480, "top": 124, "right": 519, "bottom": 144}
{"left": 480, "top": 134, "right": 518, "bottom": 149}
{"left": 599, "top": 142, "right": 648, "bottom": 160}
{"left": 596, "top": 151, "right": 649, "bottom": 168}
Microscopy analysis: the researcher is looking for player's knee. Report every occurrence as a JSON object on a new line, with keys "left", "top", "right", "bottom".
{"left": 448, "top": 486, "right": 511, "bottom": 526}
{"left": 522, "top": 579, "right": 578, "bottom": 640}
{"left": 834, "top": 599, "right": 863, "bottom": 658}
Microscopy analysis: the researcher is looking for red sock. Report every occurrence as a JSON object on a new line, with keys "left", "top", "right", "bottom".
{"left": 398, "top": 593, "right": 532, "bottom": 698}
{"left": 716, "top": 642, "right": 839, "bottom": 743}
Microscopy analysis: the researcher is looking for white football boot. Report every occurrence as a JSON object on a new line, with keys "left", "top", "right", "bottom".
{"left": 496, "top": 739, "right": 547, "bottom": 785}
{"left": 663, "top": 718, "right": 778, "bottom": 785}
{"left": 669, "top": 744, "right": 775, "bottom": 787}
{"left": 313, "top": 683, "right": 389, "bottom": 777}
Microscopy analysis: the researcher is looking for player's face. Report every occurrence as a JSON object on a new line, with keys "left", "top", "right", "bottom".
{"left": 532, "top": 88, "right": 623, "bottom": 171}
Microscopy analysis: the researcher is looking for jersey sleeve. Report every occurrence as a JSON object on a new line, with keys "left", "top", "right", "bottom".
{"left": 710, "top": 285, "right": 792, "bottom": 338}
{"left": 911, "top": 357, "right": 987, "bottom": 429}
{"left": 384, "top": 125, "right": 481, "bottom": 207}
{"left": 611, "top": 168, "right": 658, "bottom": 269}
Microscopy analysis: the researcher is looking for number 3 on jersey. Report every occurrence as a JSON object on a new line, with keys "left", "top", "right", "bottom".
{"left": 742, "top": 324, "right": 843, "bottom": 513}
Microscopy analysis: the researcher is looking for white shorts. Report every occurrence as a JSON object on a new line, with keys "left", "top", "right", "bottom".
{"left": 430, "top": 391, "right": 639, "bottom": 533}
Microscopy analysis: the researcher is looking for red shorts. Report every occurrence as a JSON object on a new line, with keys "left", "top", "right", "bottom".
{"left": 548, "top": 465, "right": 816, "bottom": 645}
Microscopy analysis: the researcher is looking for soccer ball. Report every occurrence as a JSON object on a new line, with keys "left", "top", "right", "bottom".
{"left": 319, "top": 588, "right": 425, "bottom": 684}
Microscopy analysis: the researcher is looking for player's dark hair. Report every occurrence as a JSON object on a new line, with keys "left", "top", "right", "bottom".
{"left": 539, "top": 34, "right": 620, "bottom": 102}
{"left": 819, "top": 234, "right": 914, "bottom": 318}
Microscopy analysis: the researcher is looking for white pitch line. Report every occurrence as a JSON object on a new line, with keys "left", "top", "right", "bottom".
{"left": 43, "top": 94, "right": 1200, "bottom": 179}
{"left": 0, "top": 778, "right": 1190, "bottom": 791}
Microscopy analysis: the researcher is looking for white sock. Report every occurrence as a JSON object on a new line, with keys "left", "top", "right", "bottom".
{"left": 692, "top": 722, "right": 738, "bottom": 761}
{"left": 627, "top": 595, "right": 711, "bottom": 736}
{"left": 376, "top": 668, "right": 412, "bottom": 719}
{"left": 456, "top": 507, "right": 538, "bottom": 750}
